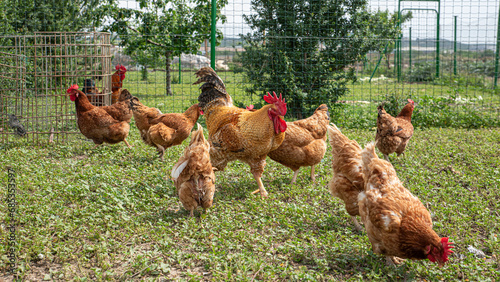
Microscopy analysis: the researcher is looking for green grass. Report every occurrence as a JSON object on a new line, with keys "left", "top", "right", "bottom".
{"left": 2, "top": 70, "right": 497, "bottom": 144}
{"left": 1, "top": 126, "right": 499, "bottom": 280}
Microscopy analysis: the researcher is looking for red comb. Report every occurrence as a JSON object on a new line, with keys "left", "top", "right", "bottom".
{"left": 264, "top": 91, "right": 287, "bottom": 116}
{"left": 66, "top": 84, "right": 79, "bottom": 93}
{"left": 408, "top": 99, "right": 414, "bottom": 104}
{"left": 264, "top": 92, "right": 283, "bottom": 104}
{"left": 441, "top": 237, "right": 454, "bottom": 261}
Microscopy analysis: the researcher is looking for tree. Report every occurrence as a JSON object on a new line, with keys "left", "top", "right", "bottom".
{"left": 2, "top": 0, "right": 106, "bottom": 34}
{"left": 105, "top": 0, "right": 227, "bottom": 96}
{"left": 240, "top": 0, "right": 411, "bottom": 118}
{"left": 370, "top": 10, "right": 412, "bottom": 70}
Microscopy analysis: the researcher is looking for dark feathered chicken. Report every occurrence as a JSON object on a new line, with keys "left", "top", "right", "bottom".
{"left": 8, "top": 114, "right": 27, "bottom": 137}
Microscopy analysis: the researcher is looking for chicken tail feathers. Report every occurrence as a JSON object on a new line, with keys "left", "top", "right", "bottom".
{"left": 194, "top": 67, "right": 230, "bottom": 108}
{"left": 361, "top": 142, "right": 378, "bottom": 169}
{"left": 172, "top": 159, "right": 189, "bottom": 180}
{"left": 377, "top": 104, "right": 390, "bottom": 118}
{"left": 118, "top": 89, "right": 134, "bottom": 102}
{"left": 190, "top": 123, "right": 206, "bottom": 146}
{"left": 130, "top": 97, "right": 140, "bottom": 111}
{"left": 327, "top": 122, "right": 342, "bottom": 143}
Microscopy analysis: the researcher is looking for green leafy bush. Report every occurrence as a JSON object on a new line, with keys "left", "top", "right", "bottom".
{"left": 405, "top": 61, "right": 435, "bottom": 82}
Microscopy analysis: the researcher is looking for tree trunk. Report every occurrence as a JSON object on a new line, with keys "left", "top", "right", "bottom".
{"left": 141, "top": 66, "right": 148, "bottom": 81}
{"left": 165, "top": 50, "right": 173, "bottom": 96}
{"left": 385, "top": 53, "right": 391, "bottom": 70}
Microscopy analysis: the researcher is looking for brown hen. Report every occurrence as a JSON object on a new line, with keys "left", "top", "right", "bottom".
{"left": 67, "top": 85, "right": 132, "bottom": 148}
{"left": 375, "top": 99, "right": 415, "bottom": 161}
{"left": 327, "top": 123, "right": 364, "bottom": 231}
{"left": 129, "top": 97, "right": 163, "bottom": 145}
{"left": 145, "top": 103, "right": 202, "bottom": 160}
{"left": 268, "top": 104, "right": 329, "bottom": 184}
{"left": 359, "top": 142, "right": 454, "bottom": 266}
{"left": 171, "top": 124, "right": 215, "bottom": 217}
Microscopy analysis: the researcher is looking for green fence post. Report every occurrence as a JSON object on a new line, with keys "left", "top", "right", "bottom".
{"left": 211, "top": 0, "right": 216, "bottom": 69}
{"left": 179, "top": 55, "right": 182, "bottom": 84}
{"left": 454, "top": 16, "right": 457, "bottom": 76}
{"left": 436, "top": 0, "right": 440, "bottom": 78}
{"left": 495, "top": 2, "right": 500, "bottom": 87}
{"left": 409, "top": 27, "right": 412, "bottom": 81}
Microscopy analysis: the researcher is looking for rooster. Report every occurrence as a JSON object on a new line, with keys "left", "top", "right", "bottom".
{"left": 376, "top": 99, "right": 415, "bottom": 161}
{"left": 267, "top": 104, "right": 329, "bottom": 184}
{"left": 327, "top": 123, "right": 364, "bottom": 231}
{"left": 359, "top": 142, "right": 454, "bottom": 266}
{"left": 171, "top": 124, "right": 215, "bottom": 217}
{"left": 111, "top": 65, "right": 127, "bottom": 104}
{"left": 194, "top": 67, "right": 287, "bottom": 198}
{"left": 67, "top": 84, "right": 133, "bottom": 148}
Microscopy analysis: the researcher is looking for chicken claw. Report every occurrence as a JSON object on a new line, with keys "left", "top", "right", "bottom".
{"left": 124, "top": 139, "right": 133, "bottom": 148}
{"left": 385, "top": 256, "right": 404, "bottom": 267}
{"left": 251, "top": 189, "right": 268, "bottom": 198}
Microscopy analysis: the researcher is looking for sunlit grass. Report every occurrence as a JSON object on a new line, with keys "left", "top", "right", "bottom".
{"left": 0, "top": 126, "right": 499, "bottom": 280}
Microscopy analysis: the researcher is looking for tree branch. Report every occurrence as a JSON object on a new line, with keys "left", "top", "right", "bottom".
{"left": 124, "top": 25, "right": 169, "bottom": 48}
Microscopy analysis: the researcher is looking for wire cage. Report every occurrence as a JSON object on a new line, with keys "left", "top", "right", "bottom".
{"left": 0, "top": 32, "right": 112, "bottom": 144}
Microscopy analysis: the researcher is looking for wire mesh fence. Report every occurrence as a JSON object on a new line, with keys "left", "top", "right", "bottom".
{"left": 0, "top": 32, "right": 112, "bottom": 143}
{"left": 0, "top": 0, "right": 498, "bottom": 144}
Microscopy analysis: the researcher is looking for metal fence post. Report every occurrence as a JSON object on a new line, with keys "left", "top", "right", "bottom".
{"left": 495, "top": 2, "right": 500, "bottom": 87}
{"left": 211, "top": 0, "right": 216, "bottom": 69}
{"left": 454, "top": 16, "right": 457, "bottom": 76}
{"left": 409, "top": 27, "right": 412, "bottom": 80}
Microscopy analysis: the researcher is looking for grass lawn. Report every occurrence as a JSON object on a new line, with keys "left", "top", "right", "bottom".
{"left": 1, "top": 125, "right": 499, "bottom": 280}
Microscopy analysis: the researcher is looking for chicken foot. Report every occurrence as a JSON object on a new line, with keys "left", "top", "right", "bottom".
{"left": 385, "top": 256, "right": 404, "bottom": 267}
{"left": 123, "top": 139, "right": 133, "bottom": 148}
{"left": 310, "top": 165, "right": 316, "bottom": 183}
{"left": 157, "top": 145, "right": 165, "bottom": 161}
{"left": 290, "top": 169, "right": 300, "bottom": 184}
{"left": 250, "top": 176, "right": 269, "bottom": 198}
{"left": 351, "top": 216, "right": 362, "bottom": 232}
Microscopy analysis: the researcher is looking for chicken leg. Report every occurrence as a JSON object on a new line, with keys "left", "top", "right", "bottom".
{"left": 385, "top": 256, "right": 404, "bottom": 267}
{"left": 351, "top": 216, "right": 362, "bottom": 232}
{"left": 123, "top": 139, "right": 133, "bottom": 148}
{"left": 251, "top": 176, "right": 269, "bottom": 198}
{"left": 310, "top": 165, "right": 316, "bottom": 183}
{"left": 290, "top": 169, "right": 300, "bottom": 184}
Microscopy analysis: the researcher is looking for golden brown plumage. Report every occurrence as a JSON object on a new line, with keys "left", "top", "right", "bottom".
{"left": 194, "top": 67, "right": 287, "bottom": 198}
{"left": 375, "top": 99, "right": 415, "bottom": 161}
{"left": 143, "top": 103, "right": 202, "bottom": 160}
{"left": 358, "top": 142, "right": 454, "bottom": 266}
{"left": 100, "top": 89, "right": 134, "bottom": 123}
{"left": 67, "top": 85, "right": 132, "bottom": 148}
{"left": 111, "top": 65, "right": 127, "bottom": 104}
{"left": 171, "top": 124, "right": 215, "bottom": 217}
{"left": 327, "top": 123, "right": 364, "bottom": 231}
{"left": 268, "top": 104, "right": 329, "bottom": 184}
{"left": 130, "top": 97, "right": 163, "bottom": 145}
